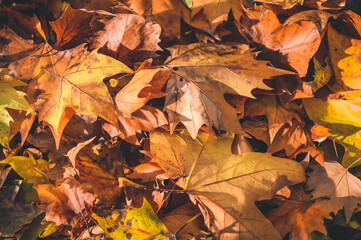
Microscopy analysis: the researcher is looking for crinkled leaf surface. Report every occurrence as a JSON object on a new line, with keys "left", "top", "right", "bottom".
{"left": 92, "top": 198, "right": 169, "bottom": 240}
{"left": 150, "top": 131, "right": 306, "bottom": 239}
{"left": 0, "top": 70, "right": 29, "bottom": 147}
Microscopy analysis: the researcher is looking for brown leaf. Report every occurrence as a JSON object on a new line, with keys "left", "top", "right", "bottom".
{"left": 238, "top": 6, "right": 322, "bottom": 77}
{"left": 103, "top": 105, "right": 168, "bottom": 144}
{"left": 8, "top": 110, "right": 36, "bottom": 146}
{"left": 89, "top": 13, "right": 162, "bottom": 65}
{"left": 36, "top": 178, "right": 95, "bottom": 226}
{"left": 306, "top": 161, "right": 361, "bottom": 222}
{"left": 266, "top": 201, "right": 330, "bottom": 240}
{"left": 164, "top": 43, "right": 291, "bottom": 136}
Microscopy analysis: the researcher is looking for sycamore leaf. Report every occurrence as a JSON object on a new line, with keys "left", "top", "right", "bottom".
{"left": 164, "top": 43, "right": 291, "bottom": 135}
{"left": 0, "top": 155, "right": 54, "bottom": 184}
{"left": 328, "top": 25, "right": 361, "bottom": 90}
{"left": 36, "top": 178, "right": 95, "bottom": 226}
{"left": 266, "top": 202, "right": 330, "bottom": 240}
{"left": 303, "top": 98, "right": 361, "bottom": 167}
{"left": 92, "top": 198, "right": 170, "bottom": 240}
{"left": 0, "top": 70, "right": 29, "bottom": 147}
{"left": 150, "top": 131, "right": 306, "bottom": 239}
{"left": 12, "top": 44, "right": 133, "bottom": 147}
{"left": 306, "top": 161, "right": 361, "bottom": 223}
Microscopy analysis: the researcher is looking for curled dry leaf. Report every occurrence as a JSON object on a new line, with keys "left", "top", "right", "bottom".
{"left": 36, "top": 178, "right": 95, "bottom": 226}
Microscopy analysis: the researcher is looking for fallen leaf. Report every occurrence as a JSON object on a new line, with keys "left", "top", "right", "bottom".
{"left": 245, "top": 96, "right": 301, "bottom": 143}
{"left": 0, "top": 154, "right": 54, "bottom": 184}
{"left": 164, "top": 43, "right": 291, "bottom": 135}
{"left": 306, "top": 161, "right": 361, "bottom": 223}
{"left": 12, "top": 43, "right": 133, "bottom": 147}
{"left": 92, "top": 198, "right": 170, "bottom": 240}
{"left": 256, "top": 0, "right": 304, "bottom": 9}
{"left": 0, "top": 70, "right": 29, "bottom": 148}
{"left": 36, "top": 178, "right": 95, "bottom": 226}
{"left": 89, "top": 12, "right": 162, "bottom": 65}
{"left": 150, "top": 131, "right": 305, "bottom": 239}
{"left": 328, "top": 25, "right": 361, "bottom": 90}
{"left": 104, "top": 106, "right": 168, "bottom": 144}
{"left": 238, "top": 6, "right": 322, "bottom": 77}
{"left": 0, "top": 28, "right": 41, "bottom": 67}
{"left": 266, "top": 201, "right": 330, "bottom": 240}
{"left": 303, "top": 97, "right": 361, "bottom": 167}
{"left": 115, "top": 68, "right": 170, "bottom": 116}
{"left": 8, "top": 110, "right": 36, "bottom": 146}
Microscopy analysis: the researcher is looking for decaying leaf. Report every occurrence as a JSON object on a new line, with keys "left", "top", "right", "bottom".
{"left": 306, "top": 161, "right": 361, "bottom": 223}
{"left": 92, "top": 198, "right": 170, "bottom": 240}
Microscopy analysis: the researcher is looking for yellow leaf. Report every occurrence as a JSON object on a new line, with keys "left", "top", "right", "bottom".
{"left": 150, "top": 131, "right": 305, "bottom": 239}
{"left": 92, "top": 198, "right": 170, "bottom": 240}
{"left": 0, "top": 155, "right": 54, "bottom": 183}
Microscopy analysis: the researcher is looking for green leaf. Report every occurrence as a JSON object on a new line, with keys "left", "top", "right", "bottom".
{"left": 0, "top": 69, "right": 29, "bottom": 148}
{"left": 0, "top": 155, "right": 54, "bottom": 183}
{"left": 92, "top": 198, "right": 170, "bottom": 240}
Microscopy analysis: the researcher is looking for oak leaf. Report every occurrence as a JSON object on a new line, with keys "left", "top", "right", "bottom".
{"left": 306, "top": 161, "right": 361, "bottom": 223}
{"left": 164, "top": 43, "right": 291, "bottom": 136}
{"left": 0, "top": 70, "right": 29, "bottom": 147}
{"left": 92, "top": 198, "right": 170, "bottom": 240}
{"left": 150, "top": 131, "right": 306, "bottom": 239}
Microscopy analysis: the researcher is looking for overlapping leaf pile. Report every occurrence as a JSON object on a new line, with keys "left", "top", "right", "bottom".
{"left": 1, "top": 0, "right": 361, "bottom": 239}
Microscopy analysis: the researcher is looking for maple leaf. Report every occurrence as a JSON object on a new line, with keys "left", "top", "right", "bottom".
{"left": 0, "top": 70, "right": 29, "bottom": 147}
{"left": 306, "top": 161, "right": 361, "bottom": 223}
{"left": 149, "top": 131, "right": 305, "bottom": 239}
{"left": 92, "top": 198, "right": 170, "bottom": 240}
{"left": 164, "top": 43, "right": 291, "bottom": 136}
{"left": 11, "top": 44, "right": 133, "bottom": 147}
{"left": 36, "top": 178, "right": 95, "bottom": 226}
